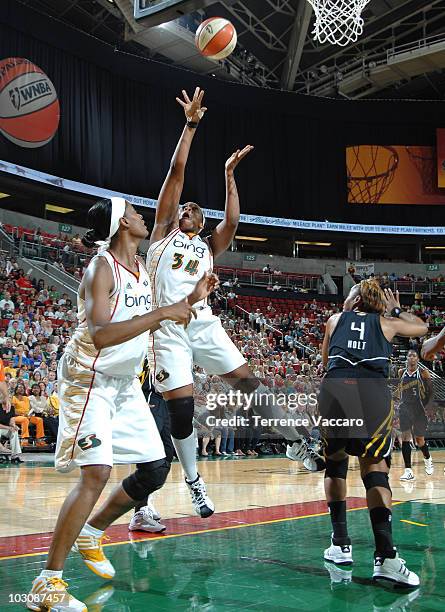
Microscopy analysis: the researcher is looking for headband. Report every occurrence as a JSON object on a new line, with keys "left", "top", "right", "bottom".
{"left": 95, "top": 197, "right": 126, "bottom": 250}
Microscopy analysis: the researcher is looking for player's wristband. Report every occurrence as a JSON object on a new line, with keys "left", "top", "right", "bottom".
{"left": 187, "top": 120, "right": 199, "bottom": 129}
{"left": 390, "top": 307, "right": 401, "bottom": 318}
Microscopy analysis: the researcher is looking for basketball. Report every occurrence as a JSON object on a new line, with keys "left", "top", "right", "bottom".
{"left": 0, "top": 57, "right": 60, "bottom": 148}
{"left": 195, "top": 17, "right": 237, "bottom": 60}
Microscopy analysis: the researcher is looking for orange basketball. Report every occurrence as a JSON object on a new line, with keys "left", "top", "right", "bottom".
{"left": 0, "top": 57, "right": 60, "bottom": 148}
{"left": 195, "top": 17, "right": 237, "bottom": 60}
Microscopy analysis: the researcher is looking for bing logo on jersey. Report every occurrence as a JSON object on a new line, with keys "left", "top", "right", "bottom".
{"left": 173, "top": 238, "right": 205, "bottom": 258}
{"left": 78, "top": 434, "right": 102, "bottom": 451}
{"left": 125, "top": 293, "right": 151, "bottom": 310}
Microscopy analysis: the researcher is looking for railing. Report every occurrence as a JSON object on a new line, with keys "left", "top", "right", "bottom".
{"left": 387, "top": 32, "right": 445, "bottom": 62}
{"left": 216, "top": 266, "right": 320, "bottom": 291}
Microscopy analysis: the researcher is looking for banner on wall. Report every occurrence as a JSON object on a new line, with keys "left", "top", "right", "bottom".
{"left": 437, "top": 128, "right": 445, "bottom": 188}
{"left": 3, "top": 160, "right": 445, "bottom": 235}
{"left": 347, "top": 144, "right": 445, "bottom": 205}
{"left": 346, "top": 262, "right": 375, "bottom": 277}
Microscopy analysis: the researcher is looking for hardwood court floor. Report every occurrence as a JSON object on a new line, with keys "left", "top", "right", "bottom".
{"left": 1, "top": 450, "right": 444, "bottom": 610}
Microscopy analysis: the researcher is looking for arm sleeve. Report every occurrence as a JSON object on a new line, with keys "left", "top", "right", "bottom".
{"left": 0, "top": 359, "right": 5, "bottom": 382}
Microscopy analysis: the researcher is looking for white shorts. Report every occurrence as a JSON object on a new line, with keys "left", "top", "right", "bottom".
{"left": 55, "top": 354, "right": 165, "bottom": 473}
{"left": 151, "top": 307, "right": 246, "bottom": 393}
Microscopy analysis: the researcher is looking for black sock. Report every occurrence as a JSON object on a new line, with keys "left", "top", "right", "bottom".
{"left": 420, "top": 443, "right": 430, "bottom": 459}
{"left": 401, "top": 441, "right": 412, "bottom": 468}
{"left": 370, "top": 507, "right": 395, "bottom": 559}
{"left": 328, "top": 500, "right": 350, "bottom": 546}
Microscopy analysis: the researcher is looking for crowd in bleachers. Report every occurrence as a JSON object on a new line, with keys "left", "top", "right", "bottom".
{"left": 2, "top": 219, "right": 445, "bottom": 459}
{"left": 0, "top": 254, "right": 70, "bottom": 457}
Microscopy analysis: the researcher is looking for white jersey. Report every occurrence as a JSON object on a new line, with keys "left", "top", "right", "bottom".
{"left": 65, "top": 250, "right": 152, "bottom": 377}
{"left": 146, "top": 228, "right": 213, "bottom": 309}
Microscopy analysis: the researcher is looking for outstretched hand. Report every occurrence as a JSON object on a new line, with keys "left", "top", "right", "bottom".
{"left": 383, "top": 288, "right": 400, "bottom": 315}
{"left": 225, "top": 145, "right": 254, "bottom": 174}
{"left": 190, "top": 271, "right": 220, "bottom": 304}
{"left": 176, "top": 87, "right": 207, "bottom": 123}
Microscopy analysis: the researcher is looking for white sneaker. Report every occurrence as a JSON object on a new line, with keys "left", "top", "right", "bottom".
{"left": 400, "top": 468, "right": 415, "bottom": 481}
{"left": 129, "top": 506, "right": 166, "bottom": 533}
{"left": 73, "top": 532, "right": 115, "bottom": 579}
{"left": 27, "top": 576, "right": 86, "bottom": 611}
{"left": 373, "top": 553, "right": 420, "bottom": 587}
{"left": 146, "top": 496, "right": 161, "bottom": 521}
{"left": 324, "top": 535, "right": 353, "bottom": 565}
{"left": 186, "top": 474, "right": 214, "bottom": 518}
{"left": 424, "top": 457, "right": 434, "bottom": 476}
{"left": 286, "top": 439, "right": 326, "bottom": 472}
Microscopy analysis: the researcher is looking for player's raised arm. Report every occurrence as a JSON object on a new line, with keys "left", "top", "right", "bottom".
{"left": 380, "top": 289, "right": 428, "bottom": 341}
{"left": 209, "top": 145, "right": 254, "bottom": 259}
{"left": 84, "top": 257, "right": 196, "bottom": 349}
{"left": 150, "top": 87, "right": 207, "bottom": 245}
{"left": 421, "top": 327, "right": 445, "bottom": 360}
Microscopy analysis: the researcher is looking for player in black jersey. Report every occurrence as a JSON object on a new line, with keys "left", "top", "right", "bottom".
{"left": 128, "top": 359, "right": 175, "bottom": 533}
{"left": 320, "top": 279, "right": 427, "bottom": 587}
{"left": 398, "top": 350, "right": 434, "bottom": 482}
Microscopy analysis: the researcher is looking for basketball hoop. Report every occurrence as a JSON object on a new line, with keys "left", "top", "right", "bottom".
{"left": 306, "top": 0, "right": 371, "bottom": 47}
{"left": 347, "top": 145, "right": 399, "bottom": 205}
{"left": 405, "top": 147, "right": 436, "bottom": 195}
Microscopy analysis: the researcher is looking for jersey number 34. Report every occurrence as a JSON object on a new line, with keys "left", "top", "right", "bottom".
{"left": 172, "top": 253, "right": 200, "bottom": 276}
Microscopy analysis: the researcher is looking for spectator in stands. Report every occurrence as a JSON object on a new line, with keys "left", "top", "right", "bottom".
{"left": 0, "top": 402, "right": 23, "bottom": 462}
{"left": 262, "top": 264, "right": 271, "bottom": 274}
{"left": 12, "top": 381, "right": 45, "bottom": 446}
{"left": 0, "top": 291, "right": 14, "bottom": 312}
{"left": 272, "top": 282, "right": 281, "bottom": 292}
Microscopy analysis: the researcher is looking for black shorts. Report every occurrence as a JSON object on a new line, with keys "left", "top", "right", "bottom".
{"left": 399, "top": 402, "right": 428, "bottom": 437}
{"left": 319, "top": 367, "right": 393, "bottom": 459}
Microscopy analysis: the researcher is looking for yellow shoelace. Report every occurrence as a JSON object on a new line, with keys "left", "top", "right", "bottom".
{"left": 47, "top": 577, "right": 68, "bottom": 590}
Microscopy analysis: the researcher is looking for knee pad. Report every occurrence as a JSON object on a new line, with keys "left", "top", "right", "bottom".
{"left": 325, "top": 457, "right": 349, "bottom": 479}
{"left": 167, "top": 397, "right": 194, "bottom": 440}
{"left": 362, "top": 471, "right": 391, "bottom": 493}
{"left": 122, "top": 458, "right": 170, "bottom": 501}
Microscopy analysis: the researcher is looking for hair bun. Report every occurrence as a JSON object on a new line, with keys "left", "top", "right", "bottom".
{"left": 82, "top": 229, "right": 102, "bottom": 248}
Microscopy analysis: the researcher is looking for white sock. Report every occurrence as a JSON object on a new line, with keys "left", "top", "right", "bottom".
{"left": 79, "top": 523, "right": 104, "bottom": 538}
{"left": 172, "top": 432, "right": 199, "bottom": 482}
{"left": 40, "top": 569, "right": 63, "bottom": 579}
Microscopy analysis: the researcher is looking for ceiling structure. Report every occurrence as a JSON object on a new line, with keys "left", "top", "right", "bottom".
{"left": 20, "top": 0, "right": 445, "bottom": 99}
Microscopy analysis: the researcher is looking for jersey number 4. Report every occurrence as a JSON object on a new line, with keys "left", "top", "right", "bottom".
{"left": 351, "top": 321, "right": 365, "bottom": 340}
{"left": 172, "top": 253, "right": 200, "bottom": 276}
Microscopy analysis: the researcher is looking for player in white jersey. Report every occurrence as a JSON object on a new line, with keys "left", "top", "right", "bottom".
{"left": 28, "top": 197, "right": 216, "bottom": 612}
{"left": 146, "top": 87, "right": 325, "bottom": 519}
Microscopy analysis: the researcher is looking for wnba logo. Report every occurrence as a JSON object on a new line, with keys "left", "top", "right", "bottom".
{"left": 125, "top": 293, "right": 151, "bottom": 308}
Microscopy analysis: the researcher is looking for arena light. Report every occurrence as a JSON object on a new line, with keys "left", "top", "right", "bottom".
{"left": 0, "top": 192, "right": 10, "bottom": 199}
{"left": 295, "top": 240, "right": 332, "bottom": 246}
{"left": 425, "top": 246, "right": 445, "bottom": 250}
{"left": 45, "top": 204, "right": 74, "bottom": 214}
{"left": 235, "top": 235, "right": 268, "bottom": 242}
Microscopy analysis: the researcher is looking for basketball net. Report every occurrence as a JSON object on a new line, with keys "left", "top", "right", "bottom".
{"left": 405, "top": 147, "right": 436, "bottom": 195}
{"left": 347, "top": 145, "right": 399, "bottom": 205}
{"left": 306, "top": 0, "right": 371, "bottom": 47}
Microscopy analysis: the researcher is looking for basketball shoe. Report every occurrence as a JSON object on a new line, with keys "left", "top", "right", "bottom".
{"left": 400, "top": 468, "right": 415, "bottom": 481}
{"left": 286, "top": 438, "right": 326, "bottom": 471}
{"left": 146, "top": 496, "right": 161, "bottom": 521}
{"left": 424, "top": 457, "right": 434, "bottom": 475}
{"left": 129, "top": 505, "right": 166, "bottom": 533}
{"left": 324, "top": 534, "right": 353, "bottom": 565}
{"left": 186, "top": 474, "right": 214, "bottom": 518}
{"left": 373, "top": 553, "right": 420, "bottom": 587}
{"left": 27, "top": 576, "right": 86, "bottom": 611}
{"left": 73, "top": 532, "right": 115, "bottom": 579}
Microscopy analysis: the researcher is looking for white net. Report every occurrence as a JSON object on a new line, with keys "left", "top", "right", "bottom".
{"left": 307, "top": 0, "right": 371, "bottom": 47}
